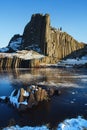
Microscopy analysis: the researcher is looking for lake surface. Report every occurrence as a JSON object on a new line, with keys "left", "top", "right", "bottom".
{"left": 0, "top": 68, "right": 87, "bottom": 129}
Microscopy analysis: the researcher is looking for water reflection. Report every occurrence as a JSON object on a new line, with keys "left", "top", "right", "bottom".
{"left": 0, "top": 68, "right": 87, "bottom": 128}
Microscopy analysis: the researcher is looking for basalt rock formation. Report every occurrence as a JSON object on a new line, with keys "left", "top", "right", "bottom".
{"left": 21, "top": 14, "right": 85, "bottom": 59}
{"left": 0, "top": 13, "right": 86, "bottom": 68}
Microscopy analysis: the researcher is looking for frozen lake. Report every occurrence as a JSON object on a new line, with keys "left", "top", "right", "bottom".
{"left": 0, "top": 68, "right": 87, "bottom": 129}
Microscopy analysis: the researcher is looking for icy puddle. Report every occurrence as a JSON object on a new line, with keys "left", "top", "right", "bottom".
{"left": 0, "top": 68, "right": 87, "bottom": 129}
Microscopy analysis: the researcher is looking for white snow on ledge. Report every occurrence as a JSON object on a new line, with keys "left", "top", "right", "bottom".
{"left": 2, "top": 116, "right": 87, "bottom": 130}
{"left": 0, "top": 50, "right": 44, "bottom": 60}
{"left": 58, "top": 55, "right": 87, "bottom": 67}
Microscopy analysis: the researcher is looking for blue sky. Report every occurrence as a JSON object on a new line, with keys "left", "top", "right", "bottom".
{"left": 0, "top": 0, "right": 87, "bottom": 47}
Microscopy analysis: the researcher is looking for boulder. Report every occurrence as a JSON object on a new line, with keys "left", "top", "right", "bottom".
{"left": 18, "top": 88, "right": 25, "bottom": 102}
{"left": 34, "top": 87, "right": 42, "bottom": 102}
{"left": 0, "top": 85, "right": 63, "bottom": 111}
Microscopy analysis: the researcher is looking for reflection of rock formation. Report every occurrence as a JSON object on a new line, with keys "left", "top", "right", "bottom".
{"left": 0, "top": 68, "right": 77, "bottom": 90}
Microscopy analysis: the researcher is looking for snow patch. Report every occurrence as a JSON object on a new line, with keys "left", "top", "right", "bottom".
{"left": 58, "top": 116, "right": 87, "bottom": 130}
{"left": 15, "top": 50, "right": 44, "bottom": 60}
{"left": 10, "top": 89, "right": 20, "bottom": 108}
{"left": 0, "top": 50, "right": 44, "bottom": 60}
{"left": 9, "top": 37, "right": 22, "bottom": 51}
{"left": 23, "top": 91, "right": 29, "bottom": 97}
{"left": 0, "top": 96, "right": 6, "bottom": 100}
{"left": 58, "top": 56, "right": 87, "bottom": 67}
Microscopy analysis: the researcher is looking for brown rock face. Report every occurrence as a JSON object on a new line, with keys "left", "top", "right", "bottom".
{"left": 34, "top": 87, "right": 48, "bottom": 102}
{"left": 18, "top": 88, "right": 25, "bottom": 102}
{"left": 22, "top": 13, "right": 85, "bottom": 60}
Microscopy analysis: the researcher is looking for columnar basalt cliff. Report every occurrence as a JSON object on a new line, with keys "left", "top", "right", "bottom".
{"left": 22, "top": 13, "right": 85, "bottom": 59}
{"left": 0, "top": 13, "right": 86, "bottom": 68}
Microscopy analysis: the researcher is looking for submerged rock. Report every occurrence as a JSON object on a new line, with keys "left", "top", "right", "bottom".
{"left": 0, "top": 85, "right": 60, "bottom": 111}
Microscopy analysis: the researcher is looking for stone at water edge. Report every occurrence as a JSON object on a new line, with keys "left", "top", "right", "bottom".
{"left": 18, "top": 88, "right": 25, "bottom": 102}
{"left": 0, "top": 85, "right": 61, "bottom": 111}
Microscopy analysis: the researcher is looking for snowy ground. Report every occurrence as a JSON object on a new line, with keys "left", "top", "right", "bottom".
{"left": 57, "top": 55, "right": 87, "bottom": 67}
{"left": 0, "top": 50, "right": 44, "bottom": 60}
{"left": 2, "top": 116, "right": 87, "bottom": 130}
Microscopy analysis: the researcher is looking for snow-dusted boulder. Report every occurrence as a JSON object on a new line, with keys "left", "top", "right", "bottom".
{"left": 0, "top": 85, "right": 60, "bottom": 111}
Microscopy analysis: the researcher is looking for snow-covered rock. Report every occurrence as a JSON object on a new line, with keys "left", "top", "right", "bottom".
{"left": 9, "top": 37, "right": 22, "bottom": 51}
{"left": 0, "top": 50, "right": 44, "bottom": 60}
{"left": 58, "top": 116, "right": 87, "bottom": 130}
{"left": 0, "top": 85, "right": 50, "bottom": 110}
{"left": 0, "top": 85, "right": 59, "bottom": 110}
